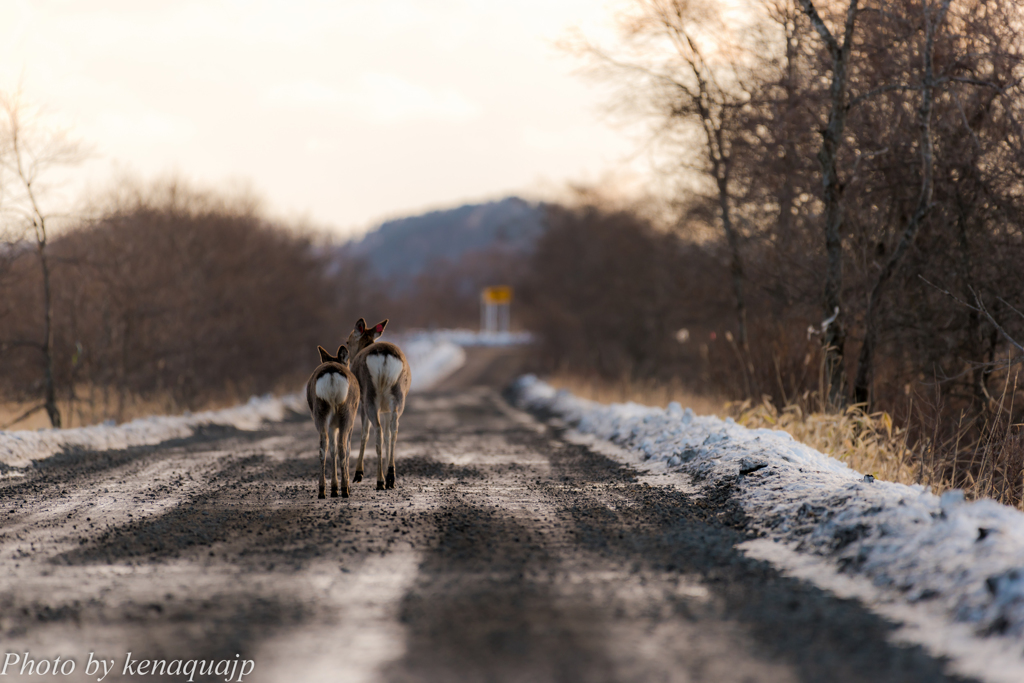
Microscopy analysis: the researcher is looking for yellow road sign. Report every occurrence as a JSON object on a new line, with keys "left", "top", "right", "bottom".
{"left": 482, "top": 286, "right": 513, "bottom": 304}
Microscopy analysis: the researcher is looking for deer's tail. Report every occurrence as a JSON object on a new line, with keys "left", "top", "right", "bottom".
{"left": 365, "top": 353, "right": 404, "bottom": 412}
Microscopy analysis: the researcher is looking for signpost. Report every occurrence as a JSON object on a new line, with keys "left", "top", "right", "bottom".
{"left": 481, "top": 286, "right": 513, "bottom": 334}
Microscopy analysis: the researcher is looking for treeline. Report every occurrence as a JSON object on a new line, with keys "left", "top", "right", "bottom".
{"left": 0, "top": 182, "right": 389, "bottom": 426}
{"left": 519, "top": 201, "right": 808, "bottom": 394}
{"left": 523, "top": 0, "right": 1024, "bottom": 502}
{"left": 519, "top": 203, "right": 732, "bottom": 382}
{"left": 0, "top": 175, "right": 529, "bottom": 428}
{"left": 575, "top": 0, "right": 1024, "bottom": 414}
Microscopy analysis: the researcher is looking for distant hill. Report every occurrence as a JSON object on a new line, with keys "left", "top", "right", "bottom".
{"left": 340, "top": 197, "right": 544, "bottom": 290}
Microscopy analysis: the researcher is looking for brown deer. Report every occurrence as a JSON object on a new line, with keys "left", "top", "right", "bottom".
{"left": 305, "top": 345, "right": 360, "bottom": 499}
{"left": 347, "top": 318, "right": 411, "bottom": 490}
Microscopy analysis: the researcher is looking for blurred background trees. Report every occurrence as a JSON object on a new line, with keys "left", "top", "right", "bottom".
{"left": 0, "top": 175, "right": 543, "bottom": 429}
{"left": 0, "top": 178, "right": 344, "bottom": 426}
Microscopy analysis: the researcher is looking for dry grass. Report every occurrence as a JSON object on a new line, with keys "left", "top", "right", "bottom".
{"left": 939, "top": 411, "right": 1024, "bottom": 510}
{"left": 0, "top": 372, "right": 308, "bottom": 431}
{"left": 1, "top": 392, "right": 215, "bottom": 431}
{"left": 731, "top": 396, "right": 926, "bottom": 487}
{"left": 546, "top": 372, "right": 729, "bottom": 419}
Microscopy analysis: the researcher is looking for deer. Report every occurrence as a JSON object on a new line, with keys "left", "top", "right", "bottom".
{"left": 305, "top": 344, "right": 360, "bottom": 499}
{"left": 347, "top": 318, "right": 411, "bottom": 490}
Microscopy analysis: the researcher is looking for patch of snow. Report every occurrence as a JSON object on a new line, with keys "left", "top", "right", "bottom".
{"left": 741, "top": 538, "right": 1024, "bottom": 683}
{"left": 511, "top": 374, "right": 1024, "bottom": 671}
{"left": 403, "top": 339, "right": 467, "bottom": 392}
{"left": 400, "top": 328, "right": 534, "bottom": 347}
{"left": 396, "top": 327, "right": 530, "bottom": 390}
{"left": 0, "top": 394, "right": 306, "bottom": 469}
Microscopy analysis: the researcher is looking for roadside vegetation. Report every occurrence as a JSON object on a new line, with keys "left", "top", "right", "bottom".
{"left": 521, "top": 0, "right": 1024, "bottom": 510}
{"left": 0, "top": 179, "right": 347, "bottom": 428}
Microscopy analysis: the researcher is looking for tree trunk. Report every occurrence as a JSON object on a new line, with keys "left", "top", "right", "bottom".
{"left": 39, "top": 240, "right": 61, "bottom": 428}
{"left": 799, "top": 0, "right": 861, "bottom": 408}
{"left": 716, "top": 170, "right": 748, "bottom": 353}
{"left": 818, "top": 50, "right": 851, "bottom": 408}
{"left": 958, "top": 218, "right": 990, "bottom": 407}
{"left": 853, "top": 0, "right": 949, "bottom": 406}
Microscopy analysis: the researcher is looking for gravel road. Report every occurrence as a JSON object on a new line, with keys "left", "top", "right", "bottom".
{"left": 0, "top": 348, "right": 976, "bottom": 682}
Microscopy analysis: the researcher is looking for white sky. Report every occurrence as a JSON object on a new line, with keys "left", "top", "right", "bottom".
{"left": 0, "top": 0, "right": 644, "bottom": 238}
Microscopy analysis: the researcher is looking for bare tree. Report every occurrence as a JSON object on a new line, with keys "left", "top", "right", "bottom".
{"left": 0, "top": 91, "right": 83, "bottom": 428}
{"left": 797, "top": 0, "right": 861, "bottom": 406}
{"left": 629, "top": 1, "right": 754, "bottom": 354}
{"left": 579, "top": 0, "right": 774, "bottom": 366}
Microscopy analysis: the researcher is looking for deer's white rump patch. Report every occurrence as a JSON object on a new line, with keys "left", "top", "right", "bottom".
{"left": 366, "top": 354, "right": 404, "bottom": 406}
{"left": 315, "top": 372, "right": 349, "bottom": 404}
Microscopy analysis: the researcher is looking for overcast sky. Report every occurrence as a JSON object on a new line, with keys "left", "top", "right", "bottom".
{"left": 0, "top": 0, "right": 643, "bottom": 238}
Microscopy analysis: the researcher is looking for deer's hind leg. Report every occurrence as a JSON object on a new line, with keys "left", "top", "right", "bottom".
{"left": 385, "top": 411, "right": 398, "bottom": 489}
{"left": 373, "top": 409, "right": 386, "bottom": 491}
{"left": 385, "top": 388, "right": 405, "bottom": 490}
{"left": 317, "top": 424, "right": 328, "bottom": 500}
{"left": 354, "top": 407, "right": 369, "bottom": 483}
{"left": 338, "top": 412, "right": 352, "bottom": 498}
{"left": 329, "top": 416, "right": 340, "bottom": 498}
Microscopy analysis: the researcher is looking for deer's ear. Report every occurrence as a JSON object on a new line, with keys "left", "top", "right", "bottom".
{"left": 336, "top": 345, "right": 349, "bottom": 364}
{"left": 374, "top": 319, "right": 388, "bottom": 335}
{"left": 317, "top": 345, "right": 331, "bottom": 362}
{"left": 355, "top": 318, "right": 366, "bottom": 334}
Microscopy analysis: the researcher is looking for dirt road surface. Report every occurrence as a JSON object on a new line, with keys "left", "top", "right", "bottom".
{"left": 0, "top": 348, "right": 975, "bottom": 682}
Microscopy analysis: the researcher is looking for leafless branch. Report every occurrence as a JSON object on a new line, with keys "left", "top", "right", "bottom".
{"left": 848, "top": 83, "right": 914, "bottom": 109}
{"left": 0, "top": 403, "right": 45, "bottom": 430}
{"left": 920, "top": 276, "right": 1024, "bottom": 357}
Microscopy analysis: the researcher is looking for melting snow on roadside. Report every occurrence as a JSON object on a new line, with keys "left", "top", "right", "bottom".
{"left": 0, "top": 335, "right": 475, "bottom": 470}
{"left": 400, "top": 338, "right": 466, "bottom": 392}
{"left": 398, "top": 329, "right": 534, "bottom": 390}
{"left": 400, "top": 328, "right": 534, "bottom": 348}
{"left": 0, "top": 394, "right": 307, "bottom": 470}
{"left": 512, "top": 374, "right": 1024, "bottom": 652}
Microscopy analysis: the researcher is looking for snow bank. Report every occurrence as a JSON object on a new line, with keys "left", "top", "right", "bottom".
{"left": 395, "top": 327, "right": 536, "bottom": 389}
{"left": 0, "top": 394, "right": 306, "bottom": 469}
{"left": 512, "top": 374, "right": 1024, "bottom": 641}
{"left": 0, "top": 334, "right": 470, "bottom": 469}
{"left": 402, "top": 338, "right": 467, "bottom": 392}
{"left": 398, "top": 328, "right": 533, "bottom": 389}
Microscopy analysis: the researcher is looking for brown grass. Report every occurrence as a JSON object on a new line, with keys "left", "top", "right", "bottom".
{"left": 0, "top": 392, "right": 222, "bottom": 431}
{"left": 0, "top": 372, "right": 308, "bottom": 431}
{"left": 545, "top": 372, "right": 729, "bottom": 419}
{"left": 731, "top": 397, "right": 926, "bottom": 489}
{"left": 936, "top": 410, "right": 1024, "bottom": 511}
{"left": 745, "top": 400, "right": 1024, "bottom": 511}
